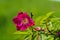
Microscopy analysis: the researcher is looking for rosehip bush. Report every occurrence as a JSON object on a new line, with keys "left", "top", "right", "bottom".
{"left": 13, "top": 12, "right": 60, "bottom": 40}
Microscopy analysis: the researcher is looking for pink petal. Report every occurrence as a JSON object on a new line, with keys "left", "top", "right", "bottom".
{"left": 23, "top": 12, "right": 30, "bottom": 18}
{"left": 18, "top": 12, "right": 23, "bottom": 16}
{"left": 23, "top": 12, "right": 35, "bottom": 26}
{"left": 17, "top": 12, "right": 23, "bottom": 19}
{"left": 28, "top": 18, "right": 35, "bottom": 26}
{"left": 16, "top": 26, "right": 21, "bottom": 31}
{"left": 26, "top": 23, "right": 31, "bottom": 27}
{"left": 20, "top": 25, "right": 27, "bottom": 30}
{"left": 13, "top": 17, "right": 22, "bottom": 25}
{"left": 16, "top": 22, "right": 22, "bottom": 27}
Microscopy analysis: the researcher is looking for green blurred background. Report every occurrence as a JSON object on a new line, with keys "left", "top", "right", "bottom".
{"left": 0, "top": 0, "right": 60, "bottom": 40}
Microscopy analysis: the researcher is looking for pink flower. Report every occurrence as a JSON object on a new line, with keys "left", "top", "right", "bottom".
{"left": 13, "top": 12, "right": 34, "bottom": 31}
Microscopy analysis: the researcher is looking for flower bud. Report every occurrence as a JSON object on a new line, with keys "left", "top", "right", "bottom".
{"left": 35, "top": 27, "right": 44, "bottom": 31}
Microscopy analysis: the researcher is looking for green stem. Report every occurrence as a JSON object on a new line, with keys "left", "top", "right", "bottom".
{"left": 38, "top": 32, "right": 41, "bottom": 40}
{"left": 31, "top": 30, "right": 34, "bottom": 39}
{"left": 31, "top": 12, "right": 34, "bottom": 40}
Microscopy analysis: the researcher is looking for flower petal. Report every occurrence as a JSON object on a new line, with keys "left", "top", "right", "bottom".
{"left": 28, "top": 18, "right": 35, "bottom": 26}
{"left": 13, "top": 17, "right": 22, "bottom": 25}
{"left": 20, "top": 25, "right": 27, "bottom": 30}
{"left": 26, "top": 23, "right": 31, "bottom": 27}
{"left": 16, "top": 26, "right": 21, "bottom": 31}
{"left": 23, "top": 12, "right": 30, "bottom": 18}
{"left": 18, "top": 12, "right": 23, "bottom": 16}
{"left": 23, "top": 12, "right": 35, "bottom": 26}
{"left": 17, "top": 12, "right": 23, "bottom": 19}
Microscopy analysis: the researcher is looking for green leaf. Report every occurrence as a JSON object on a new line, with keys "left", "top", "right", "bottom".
{"left": 35, "top": 16, "right": 43, "bottom": 26}
{"left": 24, "top": 34, "right": 31, "bottom": 40}
{"left": 13, "top": 31, "right": 31, "bottom": 35}
{"left": 32, "top": 31, "right": 38, "bottom": 40}
{"left": 39, "top": 12, "right": 54, "bottom": 25}
{"left": 35, "top": 12, "right": 54, "bottom": 26}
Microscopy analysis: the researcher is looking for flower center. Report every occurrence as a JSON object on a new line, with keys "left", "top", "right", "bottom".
{"left": 22, "top": 18, "right": 28, "bottom": 25}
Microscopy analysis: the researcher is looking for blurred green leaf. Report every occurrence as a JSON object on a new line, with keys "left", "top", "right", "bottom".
{"left": 13, "top": 31, "right": 31, "bottom": 35}
{"left": 39, "top": 12, "right": 54, "bottom": 25}
{"left": 32, "top": 31, "right": 38, "bottom": 40}
{"left": 24, "top": 34, "right": 31, "bottom": 40}
{"left": 35, "top": 12, "right": 54, "bottom": 26}
{"left": 35, "top": 16, "right": 43, "bottom": 26}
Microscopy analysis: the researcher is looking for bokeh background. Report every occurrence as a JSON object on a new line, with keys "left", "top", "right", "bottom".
{"left": 0, "top": 0, "right": 60, "bottom": 40}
